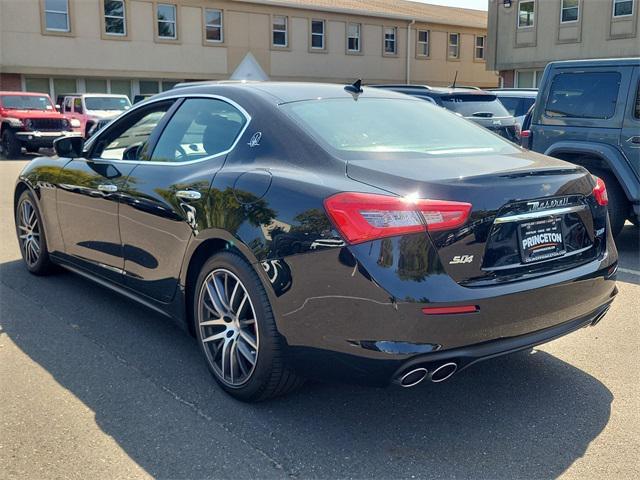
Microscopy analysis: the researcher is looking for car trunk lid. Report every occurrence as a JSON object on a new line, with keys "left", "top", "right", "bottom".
{"left": 346, "top": 151, "right": 604, "bottom": 284}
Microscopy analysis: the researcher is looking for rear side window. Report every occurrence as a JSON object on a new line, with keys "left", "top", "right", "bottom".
{"left": 545, "top": 72, "right": 621, "bottom": 119}
{"left": 440, "top": 94, "right": 510, "bottom": 118}
{"left": 150, "top": 98, "right": 247, "bottom": 163}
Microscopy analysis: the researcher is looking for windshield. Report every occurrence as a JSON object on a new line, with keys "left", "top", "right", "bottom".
{"left": 280, "top": 98, "right": 518, "bottom": 157}
{"left": 0, "top": 95, "right": 54, "bottom": 111}
{"left": 84, "top": 96, "right": 131, "bottom": 111}
{"left": 440, "top": 94, "right": 510, "bottom": 118}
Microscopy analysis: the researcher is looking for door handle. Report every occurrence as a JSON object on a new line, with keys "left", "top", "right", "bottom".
{"left": 175, "top": 190, "right": 202, "bottom": 201}
{"left": 97, "top": 184, "right": 118, "bottom": 193}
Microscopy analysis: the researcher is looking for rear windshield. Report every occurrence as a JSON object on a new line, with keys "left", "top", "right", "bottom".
{"left": 440, "top": 94, "right": 511, "bottom": 118}
{"left": 498, "top": 96, "right": 536, "bottom": 117}
{"left": 280, "top": 97, "right": 519, "bottom": 158}
{"left": 85, "top": 96, "right": 131, "bottom": 111}
{"left": 545, "top": 72, "right": 621, "bottom": 119}
{"left": 0, "top": 95, "right": 54, "bottom": 111}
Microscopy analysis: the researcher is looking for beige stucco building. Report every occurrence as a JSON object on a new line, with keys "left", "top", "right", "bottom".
{"left": 487, "top": 0, "right": 640, "bottom": 88}
{"left": 0, "top": 0, "right": 498, "bottom": 100}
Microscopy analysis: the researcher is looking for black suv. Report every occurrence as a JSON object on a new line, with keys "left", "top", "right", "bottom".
{"left": 372, "top": 85, "right": 520, "bottom": 142}
{"left": 528, "top": 58, "right": 640, "bottom": 236}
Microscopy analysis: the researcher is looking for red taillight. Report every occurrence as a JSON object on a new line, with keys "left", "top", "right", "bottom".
{"left": 520, "top": 130, "right": 531, "bottom": 138}
{"left": 422, "top": 305, "right": 479, "bottom": 315}
{"left": 323, "top": 192, "right": 472, "bottom": 244}
{"left": 593, "top": 176, "right": 608, "bottom": 206}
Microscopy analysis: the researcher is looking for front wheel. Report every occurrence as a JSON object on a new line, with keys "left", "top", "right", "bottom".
{"left": 1, "top": 130, "right": 22, "bottom": 158}
{"left": 15, "top": 190, "right": 55, "bottom": 275}
{"left": 193, "top": 251, "right": 304, "bottom": 401}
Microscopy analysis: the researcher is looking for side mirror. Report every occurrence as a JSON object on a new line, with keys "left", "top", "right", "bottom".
{"left": 54, "top": 136, "right": 84, "bottom": 158}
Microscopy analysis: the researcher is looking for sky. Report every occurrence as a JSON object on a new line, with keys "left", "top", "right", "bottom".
{"left": 410, "top": 0, "right": 488, "bottom": 11}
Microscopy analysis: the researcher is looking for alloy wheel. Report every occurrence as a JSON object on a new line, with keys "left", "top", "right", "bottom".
{"left": 198, "top": 268, "right": 259, "bottom": 386}
{"left": 17, "top": 199, "right": 41, "bottom": 267}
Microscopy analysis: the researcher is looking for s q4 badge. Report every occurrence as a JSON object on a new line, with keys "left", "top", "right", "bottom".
{"left": 248, "top": 131, "right": 262, "bottom": 148}
{"left": 450, "top": 255, "right": 474, "bottom": 264}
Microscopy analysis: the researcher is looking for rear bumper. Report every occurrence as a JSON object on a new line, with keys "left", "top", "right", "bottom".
{"left": 269, "top": 237, "right": 618, "bottom": 385}
{"left": 391, "top": 295, "right": 615, "bottom": 381}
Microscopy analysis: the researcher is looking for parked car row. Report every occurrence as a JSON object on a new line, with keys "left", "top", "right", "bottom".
{"left": 372, "top": 57, "right": 639, "bottom": 236}
{"left": 519, "top": 58, "right": 639, "bottom": 236}
{"left": 0, "top": 91, "right": 132, "bottom": 158}
{"left": 0, "top": 91, "right": 81, "bottom": 157}
{"left": 57, "top": 93, "right": 131, "bottom": 138}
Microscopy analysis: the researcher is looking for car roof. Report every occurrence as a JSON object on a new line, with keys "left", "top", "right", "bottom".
{"left": 371, "top": 84, "right": 496, "bottom": 96}
{"left": 0, "top": 91, "right": 51, "bottom": 97}
{"left": 547, "top": 57, "right": 640, "bottom": 68}
{"left": 490, "top": 89, "right": 538, "bottom": 98}
{"left": 61, "top": 93, "right": 129, "bottom": 98}
{"left": 166, "top": 81, "right": 412, "bottom": 104}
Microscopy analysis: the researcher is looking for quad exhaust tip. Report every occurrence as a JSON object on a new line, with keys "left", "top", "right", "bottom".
{"left": 396, "top": 367, "right": 429, "bottom": 388}
{"left": 429, "top": 362, "right": 458, "bottom": 383}
{"left": 395, "top": 362, "right": 458, "bottom": 387}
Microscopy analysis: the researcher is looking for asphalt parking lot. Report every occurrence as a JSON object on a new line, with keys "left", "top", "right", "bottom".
{"left": 0, "top": 157, "right": 639, "bottom": 480}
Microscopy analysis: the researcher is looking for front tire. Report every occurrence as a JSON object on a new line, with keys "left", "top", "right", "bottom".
{"left": 193, "top": 251, "right": 304, "bottom": 401}
{"left": 15, "top": 190, "right": 55, "bottom": 275}
{"left": 1, "top": 130, "right": 22, "bottom": 158}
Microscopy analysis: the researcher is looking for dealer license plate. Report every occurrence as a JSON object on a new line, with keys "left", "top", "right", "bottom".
{"left": 518, "top": 217, "right": 566, "bottom": 264}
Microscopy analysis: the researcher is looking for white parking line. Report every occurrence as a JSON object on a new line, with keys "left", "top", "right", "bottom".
{"left": 618, "top": 267, "right": 640, "bottom": 276}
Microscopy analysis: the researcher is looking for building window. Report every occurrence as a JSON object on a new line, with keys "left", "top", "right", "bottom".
{"left": 110, "top": 79, "right": 132, "bottom": 99}
{"left": 139, "top": 80, "right": 160, "bottom": 95}
{"left": 204, "top": 8, "right": 223, "bottom": 42}
{"left": 518, "top": 0, "right": 535, "bottom": 28}
{"left": 104, "top": 0, "right": 126, "bottom": 35}
{"left": 25, "top": 77, "right": 51, "bottom": 95}
{"left": 157, "top": 3, "right": 177, "bottom": 39}
{"left": 53, "top": 78, "right": 77, "bottom": 102}
{"left": 417, "top": 30, "right": 429, "bottom": 56}
{"left": 311, "top": 19, "right": 325, "bottom": 49}
{"left": 347, "top": 23, "right": 361, "bottom": 52}
{"left": 475, "top": 35, "right": 485, "bottom": 59}
{"left": 272, "top": 15, "right": 288, "bottom": 47}
{"left": 516, "top": 69, "right": 544, "bottom": 88}
{"left": 384, "top": 27, "right": 397, "bottom": 54}
{"left": 613, "top": 0, "right": 634, "bottom": 17}
{"left": 561, "top": 0, "right": 579, "bottom": 23}
{"left": 44, "top": 0, "right": 70, "bottom": 32}
{"left": 85, "top": 79, "right": 108, "bottom": 93}
{"left": 448, "top": 33, "right": 460, "bottom": 59}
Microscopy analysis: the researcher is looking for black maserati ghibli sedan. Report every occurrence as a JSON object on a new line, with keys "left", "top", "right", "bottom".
{"left": 14, "top": 82, "right": 618, "bottom": 401}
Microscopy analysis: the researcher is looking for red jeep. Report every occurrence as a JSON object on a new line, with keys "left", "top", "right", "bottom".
{"left": 0, "top": 91, "right": 81, "bottom": 157}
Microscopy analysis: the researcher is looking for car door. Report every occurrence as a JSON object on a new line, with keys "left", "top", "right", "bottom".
{"left": 56, "top": 99, "right": 176, "bottom": 283}
{"left": 118, "top": 96, "right": 249, "bottom": 302}
{"left": 620, "top": 67, "right": 640, "bottom": 181}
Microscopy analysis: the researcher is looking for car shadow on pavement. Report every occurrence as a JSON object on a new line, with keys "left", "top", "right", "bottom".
{"left": 1, "top": 259, "right": 613, "bottom": 479}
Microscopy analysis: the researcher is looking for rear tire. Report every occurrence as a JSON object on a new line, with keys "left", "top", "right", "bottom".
{"left": 1, "top": 130, "right": 22, "bottom": 158}
{"left": 15, "top": 190, "right": 55, "bottom": 275}
{"left": 593, "top": 169, "right": 627, "bottom": 238}
{"left": 193, "top": 251, "right": 304, "bottom": 401}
